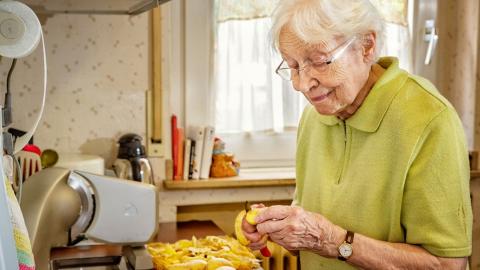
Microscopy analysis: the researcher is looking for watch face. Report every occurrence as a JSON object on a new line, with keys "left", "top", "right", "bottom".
{"left": 339, "top": 243, "right": 353, "bottom": 258}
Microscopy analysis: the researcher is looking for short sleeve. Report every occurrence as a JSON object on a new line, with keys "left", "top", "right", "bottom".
{"left": 401, "top": 108, "right": 472, "bottom": 257}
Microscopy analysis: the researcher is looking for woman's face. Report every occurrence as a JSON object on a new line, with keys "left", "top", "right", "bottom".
{"left": 279, "top": 28, "right": 372, "bottom": 116}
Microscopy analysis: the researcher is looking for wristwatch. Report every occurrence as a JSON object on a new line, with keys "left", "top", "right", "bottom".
{"left": 338, "top": 231, "right": 354, "bottom": 261}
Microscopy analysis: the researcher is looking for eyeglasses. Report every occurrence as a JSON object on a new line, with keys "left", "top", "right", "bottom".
{"left": 275, "top": 36, "right": 357, "bottom": 81}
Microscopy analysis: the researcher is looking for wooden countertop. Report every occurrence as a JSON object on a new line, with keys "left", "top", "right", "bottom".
{"left": 154, "top": 220, "right": 225, "bottom": 243}
{"left": 164, "top": 168, "right": 295, "bottom": 189}
{"left": 50, "top": 220, "right": 224, "bottom": 262}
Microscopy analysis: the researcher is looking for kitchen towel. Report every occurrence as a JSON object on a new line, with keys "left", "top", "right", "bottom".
{"left": 4, "top": 172, "right": 35, "bottom": 270}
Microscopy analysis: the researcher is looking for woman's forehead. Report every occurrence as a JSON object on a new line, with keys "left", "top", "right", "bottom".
{"left": 279, "top": 27, "right": 333, "bottom": 57}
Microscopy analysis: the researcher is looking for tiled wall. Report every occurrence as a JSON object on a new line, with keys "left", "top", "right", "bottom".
{"left": 0, "top": 13, "right": 149, "bottom": 167}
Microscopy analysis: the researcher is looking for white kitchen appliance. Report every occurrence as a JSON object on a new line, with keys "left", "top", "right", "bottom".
{"left": 55, "top": 152, "right": 105, "bottom": 175}
{"left": 20, "top": 167, "right": 158, "bottom": 270}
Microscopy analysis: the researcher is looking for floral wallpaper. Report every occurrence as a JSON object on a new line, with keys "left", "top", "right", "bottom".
{"left": 0, "top": 13, "right": 149, "bottom": 167}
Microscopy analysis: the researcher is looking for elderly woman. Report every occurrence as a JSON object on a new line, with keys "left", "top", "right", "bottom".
{"left": 241, "top": 0, "right": 472, "bottom": 269}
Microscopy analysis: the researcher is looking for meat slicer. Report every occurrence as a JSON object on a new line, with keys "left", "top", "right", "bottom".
{"left": 19, "top": 167, "right": 158, "bottom": 270}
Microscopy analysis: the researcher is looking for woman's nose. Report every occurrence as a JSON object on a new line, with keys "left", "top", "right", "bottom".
{"left": 294, "top": 71, "right": 319, "bottom": 93}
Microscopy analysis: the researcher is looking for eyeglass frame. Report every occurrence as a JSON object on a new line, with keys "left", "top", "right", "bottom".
{"left": 275, "top": 36, "right": 358, "bottom": 81}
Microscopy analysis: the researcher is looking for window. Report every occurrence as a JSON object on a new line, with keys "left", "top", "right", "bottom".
{"left": 174, "top": 0, "right": 412, "bottom": 168}
{"left": 212, "top": 0, "right": 305, "bottom": 168}
{"left": 214, "top": 17, "right": 306, "bottom": 134}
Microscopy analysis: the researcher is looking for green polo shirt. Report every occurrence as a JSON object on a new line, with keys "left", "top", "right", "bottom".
{"left": 295, "top": 57, "right": 472, "bottom": 269}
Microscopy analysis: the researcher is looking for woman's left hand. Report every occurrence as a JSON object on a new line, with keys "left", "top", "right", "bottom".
{"left": 255, "top": 205, "right": 344, "bottom": 257}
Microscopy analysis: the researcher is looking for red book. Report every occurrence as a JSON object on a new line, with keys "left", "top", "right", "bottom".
{"left": 171, "top": 115, "right": 178, "bottom": 178}
{"left": 175, "top": 128, "right": 185, "bottom": 180}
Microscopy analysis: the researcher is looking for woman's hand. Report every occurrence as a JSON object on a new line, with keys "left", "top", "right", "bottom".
{"left": 254, "top": 205, "right": 344, "bottom": 257}
{"left": 241, "top": 204, "right": 269, "bottom": 250}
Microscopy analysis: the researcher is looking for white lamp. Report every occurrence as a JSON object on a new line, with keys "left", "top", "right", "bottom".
{"left": 0, "top": 1, "right": 43, "bottom": 269}
{"left": 0, "top": 0, "right": 41, "bottom": 58}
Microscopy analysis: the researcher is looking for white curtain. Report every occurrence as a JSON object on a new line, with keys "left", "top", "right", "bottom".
{"left": 213, "top": 17, "right": 306, "bottom": 133}
{"left": 370, "top": 0, "right": 408, "bottom": 25}
{"left": 381, "top": 22, "right": 413, "bottom": 72}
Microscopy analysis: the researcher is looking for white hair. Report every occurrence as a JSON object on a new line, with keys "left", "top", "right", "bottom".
{"left": 270, "top": 0, "right": 385, "bottom": 58}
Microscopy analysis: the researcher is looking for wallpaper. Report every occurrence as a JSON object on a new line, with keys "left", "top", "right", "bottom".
{"left": 0, "top": 13, "right": 149, "bottom": 167}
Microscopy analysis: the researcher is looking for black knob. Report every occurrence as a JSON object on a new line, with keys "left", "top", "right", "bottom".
{"left": 117, "top": 133, "right": 146, "bottom": 159}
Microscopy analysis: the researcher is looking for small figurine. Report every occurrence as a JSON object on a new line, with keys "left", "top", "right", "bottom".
{"left": 210, "top": 137, "right": 240, "bottom": 178}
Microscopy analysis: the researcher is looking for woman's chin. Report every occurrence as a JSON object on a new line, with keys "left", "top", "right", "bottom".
{"left": 313, "top": 105, "right": 337, "bottom": 116}
{"left": 313, "top": 103, "right": 346, "bottom": 116}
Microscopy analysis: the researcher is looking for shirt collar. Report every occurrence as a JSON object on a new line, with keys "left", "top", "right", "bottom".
{"left": 313, "top": 57, "right": 408, "bottom": 132}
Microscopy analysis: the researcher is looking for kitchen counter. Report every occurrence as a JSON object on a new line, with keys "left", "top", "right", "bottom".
{"left": 49, "top": 221, "right": 224, "bottom": 268}
{"left": 154, "top": 220, "right": 225, "bottom": 243}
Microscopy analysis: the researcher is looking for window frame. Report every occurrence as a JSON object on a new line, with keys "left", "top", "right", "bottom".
{"left": 177, "top": 0, "right": 297, "bottom": 168}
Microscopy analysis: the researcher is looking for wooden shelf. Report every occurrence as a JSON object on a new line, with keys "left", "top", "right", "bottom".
{"left": 471, "top": 170, "right": 480, "bottom": 179}
{"left": 164, "top": 169, "right": 480, "bottom": 189}
{"left": 163, "top": 168, "right": 295, "bottom": 189}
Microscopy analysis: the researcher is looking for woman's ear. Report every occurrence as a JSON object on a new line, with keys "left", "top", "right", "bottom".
{"left": 362, "top": 32, "right": 377, "bottom": 63}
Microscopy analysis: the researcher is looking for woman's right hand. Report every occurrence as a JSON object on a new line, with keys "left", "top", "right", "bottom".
{"left": 242, "top": 204, "right": 268, "bottom": 250}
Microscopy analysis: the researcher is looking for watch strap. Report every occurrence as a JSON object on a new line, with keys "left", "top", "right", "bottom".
{"left": 345, "top": 230, "right": 354, "bottom": 244}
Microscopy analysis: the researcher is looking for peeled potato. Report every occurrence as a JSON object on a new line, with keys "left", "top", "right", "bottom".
{"left": 245, "top": 208, "right": 264, "bottom": 225}
{"left": 234, "top": 210, "right": 250, "bottom": 245}
{"left": 238, "top": 207, "right": 272, "bottom": 258}
{"left": 207, "top": 256, "right": 233, "bottom": 270}
{"left": 235, "top": 207, "right": 265, "bottom": 245}
{"left": 166, "top": 259, "right": 207, "bottom": 270}
{"left": 147, "top": 235, "right": 261, "bottom": 270}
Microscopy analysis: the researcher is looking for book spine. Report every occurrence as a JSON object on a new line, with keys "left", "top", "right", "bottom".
{"left": 188, "top": 126, "right": 204, "bottom": 180}
{"left": 175, "top": 128, "right": 184, "bottom": 180}
{"left": 171, "top": 115, "right": 178, "bottom": 178}
{"left": 183, "top": 139, "right": 192, "bottom": 180}
{"left": 188, "top": 140, "right": 196, "bottom": 180}
{"left": 200, "top": 126, "right": 215, "bottom": 179}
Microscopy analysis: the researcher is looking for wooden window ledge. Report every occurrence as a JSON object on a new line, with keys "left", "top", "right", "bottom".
{"left": 163, "top": 168, "right": 295, "bottom": 189}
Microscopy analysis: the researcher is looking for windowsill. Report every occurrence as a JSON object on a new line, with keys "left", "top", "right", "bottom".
{"left": 163, "top": 167, "right": 295, "bottom": 190}
{"left": 163, "top": 168, "right": 480, "bottom": 190}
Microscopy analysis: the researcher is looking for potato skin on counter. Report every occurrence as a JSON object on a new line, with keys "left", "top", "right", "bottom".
{"left": 146, "top": 235, "right": 261, "bottom": 270}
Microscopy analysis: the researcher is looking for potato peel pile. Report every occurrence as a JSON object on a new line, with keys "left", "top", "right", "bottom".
{"left": 146, "top": 235, "right": 262, "bottom": 270}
